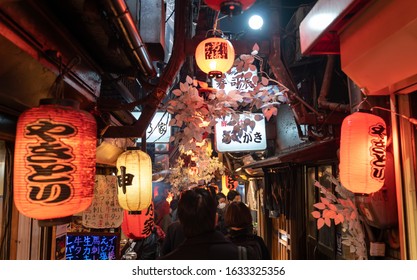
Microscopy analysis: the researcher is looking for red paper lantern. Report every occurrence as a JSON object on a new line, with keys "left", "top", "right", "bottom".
{"left": 204, "top": 0, "right": 256, "bottom": 16}
{"left": 14, "top": 99, "right": 97, "bottom": 225}
{"left": 339, "top": 111, "right": 387, "bottom": 194}
{"left": 116, "top": 148, "right": 153, "bottom": 212}
{"left": 121, "top": 203, "right": 155, "bottom": 239}
{"left": 195, "top": 37, "right": 235, "bottom": 78}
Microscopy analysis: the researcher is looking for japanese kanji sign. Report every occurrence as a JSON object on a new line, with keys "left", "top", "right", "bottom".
{"left": 214, "top": 113, "right": 267, "bottom": 152}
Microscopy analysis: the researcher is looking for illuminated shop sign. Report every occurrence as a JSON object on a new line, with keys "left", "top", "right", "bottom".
{"left": 132, "top": 111, "right": 171, "bottom": 143}
{"left": 66, "top": 233, "right": 119, "bottom": 260}
{"left": 214, "top": 113, "right": 266, "bottom": 153}
{"left": 212, "top": 66, "right": 257, "bottom": 93}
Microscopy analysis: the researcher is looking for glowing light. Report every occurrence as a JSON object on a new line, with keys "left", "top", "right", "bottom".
{"left": 308, "top": 13, "right": 336, "bottom": 31}
{"left": 248, "top": 15, "right": 264, "bottom": 30}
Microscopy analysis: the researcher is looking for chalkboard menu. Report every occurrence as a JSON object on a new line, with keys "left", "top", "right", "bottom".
{"left": 66, "top": 232, "right": 120, "bottom": 260}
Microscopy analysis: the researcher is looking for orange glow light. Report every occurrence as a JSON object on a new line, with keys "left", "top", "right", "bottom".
{"left": 339, "top": 111, "right": 387, "bottom": 194}
{"left": 14, "top": 99, "right": 97, "bottom": 224}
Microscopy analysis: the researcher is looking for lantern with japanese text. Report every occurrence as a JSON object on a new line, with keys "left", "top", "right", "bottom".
{"left": 195, "top": 37, "right": 235, "bottom": 78}
{"left": 339, "top": 111, "right": 387, "bottom": 194}
{"left": 14, "top": 99, "right": 97, "bottom": 226}
{"left": 116, "top": 147, "right": 152, "bottom": 212}
{"left": 121, "top": 203, "right": 154, "bottom": 239}
{"left": 204, "top": 0, "right": 256, "bottom": 16}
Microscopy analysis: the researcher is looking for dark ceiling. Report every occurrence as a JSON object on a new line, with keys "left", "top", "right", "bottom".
{"left": 1, "top": 0, "right": 338, "bottom": 141}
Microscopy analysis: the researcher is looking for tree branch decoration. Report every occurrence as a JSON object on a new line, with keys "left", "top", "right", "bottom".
{"left": 311, "top": 172, "right": 368, "bottom": 260}
{"left": 168, "top": 142, "right": 225, "bottom": 193}
{"left": 165, "top": 44, "right": 288, "bottom": 152}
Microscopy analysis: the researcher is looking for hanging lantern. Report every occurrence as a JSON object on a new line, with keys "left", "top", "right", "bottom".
{"left": 204, "top": 0, "right": 256, "bottom": 16}
{"left": 116, "top": 147, "right": 152, "bottom": 212}
{"left": 14, "top": 99, "right": 97, "bottom": 226}
{"left": 121, "top": 203, "right": 154, "bottom": 239}
{"left": 339, "top": 111, "right": 387, "bottom": 194}
{"left": 195, "top": 37, "right": 235, "bottom": 78}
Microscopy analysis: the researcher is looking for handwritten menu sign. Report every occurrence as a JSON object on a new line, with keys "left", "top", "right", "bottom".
{"left": 66, "top": 233, "right": 119, "bottom": 260}
{"left": 82, "top": 175, "right": 123, "bottom": 228}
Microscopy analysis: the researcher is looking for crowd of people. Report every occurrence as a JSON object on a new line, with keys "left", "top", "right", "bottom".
{"left": 122, "top": 184, "right": 271, "bottom": 260}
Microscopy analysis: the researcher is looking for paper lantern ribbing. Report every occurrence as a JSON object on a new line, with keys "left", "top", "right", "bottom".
{"left": 121, "top": 203, "right": 154, "bottom": 239}
{"left": 116, "top": 148, "right": 152, "bottom": 212}
{"left": 195, "top": 37, "right": 235, "bottom": 78}
{"left": 204, "top": 0, "right": 256, "bottom": 16}
{"left": 339, "top": 111, "right": 387, "bottom": 194}
{"left": 13, "top": 99, "right": 97, "bottom": 224}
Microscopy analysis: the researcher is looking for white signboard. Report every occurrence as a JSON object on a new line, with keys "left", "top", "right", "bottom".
{"left": 215, "top": 113, "right": 267, "bottom": 153}
{"left": 212, "top": 66, "right": 257, "bottom": 93}
{"left": 132, "top": 111, "right": 171, "bottom": 143}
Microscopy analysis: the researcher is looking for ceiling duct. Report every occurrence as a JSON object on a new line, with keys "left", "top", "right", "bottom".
{"left": 104, "top": 0, "right": 157, "bottom": 78}
{"left": 125, "top": 0, "right": 166, "bottom": 62}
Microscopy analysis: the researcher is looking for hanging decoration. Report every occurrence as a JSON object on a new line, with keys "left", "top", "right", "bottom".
{"left": 167, "top": 45, "right": 287, "bottom": 152}
{"left": 168, "top": 141, "right": 225, "bottom": 193}
{"left": 14, "top": 98, "right": 97, "bottom": 225}
{"left": 116, "top": 147, "right": 152, "bottom": 212}
{"left": 311, "top": 171, "right": 367, "bottom": 260}
{"left": 339, "top": 111, "right": 387, "bottom": 194}
{"left": 121, "top": 203, "right": 154, "bottom": 239}
{"left": 195, "top": 36, "right": 235, "bottom": 78}
{"left": 82, "top": 175, "right": 124, "bottom": 229}
{"left": 204, "top": 0, "right": 256, "bottom": 16}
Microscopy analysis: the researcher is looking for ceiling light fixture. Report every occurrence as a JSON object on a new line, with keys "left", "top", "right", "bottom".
{"left": 204, "top": 0, "right": 256, "bottom": 16}
{"left": 248, "top": 14, "right": 263, "bottom": 30}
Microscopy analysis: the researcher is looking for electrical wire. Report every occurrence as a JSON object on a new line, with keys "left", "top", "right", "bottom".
{"left": 371, "top": 106, "right": 417, "bottom": 126}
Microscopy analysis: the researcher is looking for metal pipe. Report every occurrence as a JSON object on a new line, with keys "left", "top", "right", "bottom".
{"left": 107, "top": 0, "right": 157, "bottom": 77}
{"left": 103, "top": 0, "right": 190, "bottom": 138}
{"left": 317, "top": 55, "right": 350, "bottom": 112}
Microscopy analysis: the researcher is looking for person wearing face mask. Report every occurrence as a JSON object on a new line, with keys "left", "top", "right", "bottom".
{"left": 216, "top": 192, "right": 228, "bottom": 234}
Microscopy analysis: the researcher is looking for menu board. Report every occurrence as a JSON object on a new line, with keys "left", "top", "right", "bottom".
{"left": 66, "top": 232, "right": 120, "bottom": 260}
{"left": 82, "top": 175, "right": 123, "bottom": 228}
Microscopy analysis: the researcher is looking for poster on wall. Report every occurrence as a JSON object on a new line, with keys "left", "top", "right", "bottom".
{"left": 55, "top": 224, "right": 68, "bottom": 260}
{"left": 82, "top": 175, "right": 123, "bottom": 229}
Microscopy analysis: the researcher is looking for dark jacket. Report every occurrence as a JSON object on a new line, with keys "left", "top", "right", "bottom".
{"left": 122, "top": 228, "right": 163, "bottom": 260}
{"left": 215, "top": 208, "right": 228, "bottom": 235}
{"left": 227, "top": 228, "right": 271, "bottom": 260}
{"left": 158, "top": 230, "right": 239, "bottom": 260}
{"left": 160, "top": 221, "right": 186, "bottom": 256}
